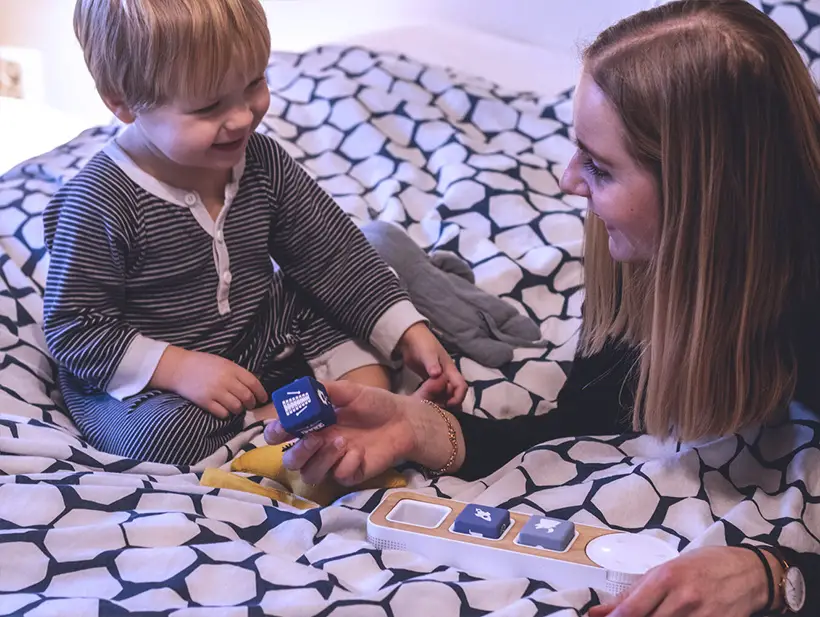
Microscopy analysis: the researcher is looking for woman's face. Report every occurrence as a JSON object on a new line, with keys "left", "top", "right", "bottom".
{"left": 560, "top": 71, "right": 660, "bottom": 262}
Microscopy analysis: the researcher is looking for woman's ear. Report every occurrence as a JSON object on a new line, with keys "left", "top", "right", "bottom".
{"left": 102, "top": 96, "right": 137, "bottom": 124}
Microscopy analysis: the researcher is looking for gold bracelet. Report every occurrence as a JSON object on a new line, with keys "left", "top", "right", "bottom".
{"left": 421, "top": 399, "right": 458, "bottom": 477}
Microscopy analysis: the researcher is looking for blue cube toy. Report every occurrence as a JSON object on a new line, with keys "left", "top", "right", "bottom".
{"left": 271, "top": 376, "right": 336, "bottom": 437}
{"left": 516, "top": 516, "right": 576, "bottom": 552}
{"left": 452, "top": 504, "right": 511, "bottom": 539}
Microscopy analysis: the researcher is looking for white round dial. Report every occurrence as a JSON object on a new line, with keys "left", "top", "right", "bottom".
{"left": 784, "top": 566, "right": 806, "bottom": 613}
{"left": 586, "top": 533, "right": 679, "bottom": 575}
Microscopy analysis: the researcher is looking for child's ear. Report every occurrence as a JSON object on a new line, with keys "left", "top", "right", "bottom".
{"left": 102, "top": 95, "right": 137, "bottom": 124}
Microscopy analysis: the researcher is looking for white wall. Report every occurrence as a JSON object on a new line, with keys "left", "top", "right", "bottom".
{"left": 0, "top": 0, "right": 110, "bottom": 125}
{"left": 264, "top": 0, "right": 652, "bottom": 97}
{"left": 0, "top": 0, "right": 652, "bottom": 125}
{"left": 263, "top": 0, "right": 651, "bottom": 57}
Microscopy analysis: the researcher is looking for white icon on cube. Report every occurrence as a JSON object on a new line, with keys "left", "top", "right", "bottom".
{"left": 536, "top": 519, "right": 556, "bottom": 533}
{"left": 475, "top": 508, "right": 492, "bottom": 522}
{"left": 318, "top": 389, "right": 329, "bottom": 406}
{"left": 282, "top": 391, "right": 311, "bottom": 416}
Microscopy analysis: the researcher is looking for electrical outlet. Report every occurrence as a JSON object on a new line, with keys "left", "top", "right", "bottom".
{"left": 0, "top": 58, "right": 24, "bottom": 99}
{"left": 0, "top": 47, "right": 45, "bottom": 103}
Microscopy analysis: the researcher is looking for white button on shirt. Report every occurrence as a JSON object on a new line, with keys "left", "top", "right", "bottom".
{"left": 101, "top": 134, "right": 248, "bottom": 319}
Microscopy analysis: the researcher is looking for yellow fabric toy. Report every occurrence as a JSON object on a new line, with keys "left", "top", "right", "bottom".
{"left": 200, "top": 468, "right": 322, "bottom": 510}
{"left": 200, "top": 443, "right": 407, "bottom": 509}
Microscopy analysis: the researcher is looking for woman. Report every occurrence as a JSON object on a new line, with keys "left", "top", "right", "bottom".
{"left": 265, "top": 1, "right": 820, "bottom": 615}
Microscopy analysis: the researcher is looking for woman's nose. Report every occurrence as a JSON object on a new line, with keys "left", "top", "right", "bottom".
{"left": 560, "top": 153, "right": 591, "bottom": 198}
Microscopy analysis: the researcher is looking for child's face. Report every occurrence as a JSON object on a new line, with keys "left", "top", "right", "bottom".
{"left": 134, "top": 67, "right": 270, "bottom": 171}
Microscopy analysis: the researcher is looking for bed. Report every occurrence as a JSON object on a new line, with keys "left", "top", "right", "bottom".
{"left": 1, "top": 3, "right": 819, "bottom": 615}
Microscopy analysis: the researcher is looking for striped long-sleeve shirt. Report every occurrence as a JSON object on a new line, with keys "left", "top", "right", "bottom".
{"left": 43, "top": 132, "right": 422, "bottom": 399}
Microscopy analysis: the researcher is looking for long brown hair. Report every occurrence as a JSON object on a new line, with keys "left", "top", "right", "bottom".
{"left": 580, "top": 0, "right": 820, "bottom": 440}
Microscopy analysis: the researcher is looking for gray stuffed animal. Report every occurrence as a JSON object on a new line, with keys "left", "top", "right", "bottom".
{"left": 360, "top": 221, "right": 547, "bottom": 368}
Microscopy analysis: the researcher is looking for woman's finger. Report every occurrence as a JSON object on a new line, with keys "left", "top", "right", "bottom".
{"left": 300, "top": 435, "right": 348, "bottom": 485}
{"left": 281, "top": 433, "right": 325, "bottom": 470}
{"left": 589, "top": 590, "right": 631, "bottom": 617}
{"left": 263, "top": 419, "right": 293, "bottom": 444}
{"left": 609, "top": 575, "right": 666, "bottom": 617}
{"left": 333, "top": 447, "right": 365, "bottom": 486}
{"left": 324, "top": 379, "right": 364, "bottom": 408}
{"left": 331, "top": 387, "right": 403, "bottom": 426}
{"left": 588, "top": 605, "right": 617, "bottom": 617}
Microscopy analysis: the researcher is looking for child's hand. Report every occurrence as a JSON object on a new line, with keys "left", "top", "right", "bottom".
{"left": 397, "top": 323, "right": 467, "bottom": 406}
{"left": 150, "top": 346, "right": 268, "bottom": 419}
{"left": 412, "top": 374, "right": 452, "bottom": 407}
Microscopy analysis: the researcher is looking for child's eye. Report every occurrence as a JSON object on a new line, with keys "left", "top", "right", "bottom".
{"left": 192, "top": 101, "right": 220, "bottom": 115}
{"left": 247, "top": 76, "right": 265, "bottom": 90}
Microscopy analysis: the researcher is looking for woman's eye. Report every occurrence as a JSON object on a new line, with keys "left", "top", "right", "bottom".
{"left": 583, "top": 156, "right": 608, "bottom": 180}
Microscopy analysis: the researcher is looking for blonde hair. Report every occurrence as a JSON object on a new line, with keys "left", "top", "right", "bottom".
{"left": 580, "top": 0, "right": 820, "bottom": 440}
{"left": 74, "top": 0, "right": 271, "bottom": 111}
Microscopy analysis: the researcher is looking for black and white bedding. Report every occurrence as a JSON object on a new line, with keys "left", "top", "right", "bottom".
{"left": 1, "top": 2, "right": 819, "bottom": 614}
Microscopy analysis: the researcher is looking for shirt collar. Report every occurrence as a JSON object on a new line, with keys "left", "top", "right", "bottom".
{"left": 102, "top": 130, "right": 247, "bottom": 208}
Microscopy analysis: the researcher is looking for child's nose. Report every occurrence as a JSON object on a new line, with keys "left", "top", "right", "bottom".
{"left": 226, "top": 104, "right": 254, "bottom": 132}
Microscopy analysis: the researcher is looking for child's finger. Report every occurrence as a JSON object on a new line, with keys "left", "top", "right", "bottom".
{"left": 447, "top": 389, "right": 466, "bottom": 407}
{"left": 207, "top": 401, "right": 230, "bottom": 419}
{"left": 230, "top": 382, "right": 258, "bottom": 410}
{"left": 456, "top": 379, "right": 468, "bottom": 402}
{"left": 443, "top": 367, "right": 468, "bottom": 406}
{"left": 221, "top": 392, "right": 245, "bottom": 415}
{"left": 425, "top": 354, "right": 443, "bottom": 378}
{"left": 412, "top": 375, "right": 448, "bottom": 401}
{"left": 237, "top": 371, "right": 268, "bottom": 404}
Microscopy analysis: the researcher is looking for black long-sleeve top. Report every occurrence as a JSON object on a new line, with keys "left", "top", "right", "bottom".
{"left": 451, "top": 340, "right": 819, "bottom": 615}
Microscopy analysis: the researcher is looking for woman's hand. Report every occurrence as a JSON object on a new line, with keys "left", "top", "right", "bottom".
{"left": 589, "top": 546, "right": 783, "bottom": 617}
{"left": 263, "top": 379, "right": 466, "bottom": 485}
